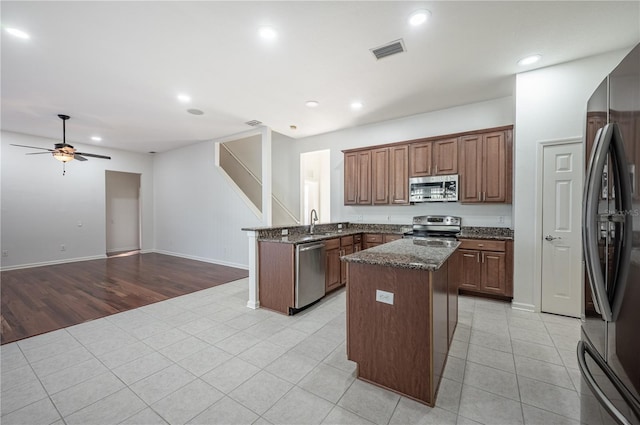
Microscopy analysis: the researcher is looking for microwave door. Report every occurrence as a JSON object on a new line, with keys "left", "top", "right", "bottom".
{"left": 584, "top": 125, "right": 614, "bottom": 321}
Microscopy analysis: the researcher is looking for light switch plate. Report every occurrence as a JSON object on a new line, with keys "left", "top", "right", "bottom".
{"left": 376, "top": 290, "right": 394, "bottom": 305}
{"left": 282, "top": 229, "right": 289, "bottom": 236}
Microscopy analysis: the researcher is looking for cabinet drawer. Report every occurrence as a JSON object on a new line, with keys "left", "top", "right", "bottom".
{"left": 458, "top": 239, "right": 505, "bottom": 252}
{"left": 340, "top": 236, "right": 354, "bottom": 246}
{"left": 364, "top": 234, "right": 383, "bottom": 243}
{"left": 325, "top": 238, "right": 340, "bottom": 250}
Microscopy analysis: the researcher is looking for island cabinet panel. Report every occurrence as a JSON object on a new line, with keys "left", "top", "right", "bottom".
{"left": 258, "top": 242, "right": 295, "bottom": 315}
{"left": 372, "top": 148, "right": 390, "bottom": 205}
{"left": 446, "top": 250, "right": 460, "bottom": 345}
{"left": 347, "top": 262, "right": 449, "bottom": 406}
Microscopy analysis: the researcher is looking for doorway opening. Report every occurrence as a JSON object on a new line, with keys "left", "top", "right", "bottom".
{"left": 300, "top": 150, "right": 331, "bottom": 225}
{"left": 105, "top": 171, "right": 141, "bottom": 256}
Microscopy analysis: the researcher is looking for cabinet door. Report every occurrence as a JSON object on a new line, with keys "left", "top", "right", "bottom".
{"left": 409, "top": 142, "right": 433, "bottom": 177}
{"left": 480, "top": 251, "right": 506, "bottom": 294}
{"left": 326, "top": 247, "right": 342, "bottom": 292}
{"left": 483, "top": 132, "right": 507, "bottom": 203}
{"left": 459, "top": 135, "right": 482, "bottom": 203}
{"left": 383, "top": 234, "right": 402, "bottom": 243}
{"left": 459, "top": 249, "right": 481, "bottom": 290}
{"left": 357, "top": 151, "right": 372, "bottom": 205}
{"left": 433, "top": 138, "right": 458, "bottom": 175}
{"left": 371, "top": 148, "right": 389, "bottom": 205}
{"left": 341, "top": 244, "right": 353, "bottom": 285}
{"left": 344, "top": 152, "right": 358, "bottom": 205}
{"left": 389, "top": 145, "right": 410, "bottom": 205}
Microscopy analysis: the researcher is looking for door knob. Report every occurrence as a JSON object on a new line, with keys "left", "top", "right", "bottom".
{"left": 545, "top": 235, "right": 560, "bottom": 241}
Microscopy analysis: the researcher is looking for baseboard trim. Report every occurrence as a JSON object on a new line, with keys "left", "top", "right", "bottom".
{"left": 246, "top": 300, "right": 260, "bottom": 309}
{"left": 511, "top": 302, "right": 536, "bottom": 312}
{"left": 1, "top": 254, "right": 107, "bottom": 271}
{"left": 153, "top": 250, "right": 249, "bottom": 270}
{"left": 106, "top": 246, "right": 140, "bottom": 254}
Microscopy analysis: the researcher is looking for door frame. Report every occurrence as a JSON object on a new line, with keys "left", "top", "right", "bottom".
{"left": 534, "top": 137, "right": 584, "bottom": 313}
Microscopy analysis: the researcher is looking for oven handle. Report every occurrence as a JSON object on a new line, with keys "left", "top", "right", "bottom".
{"left": 577, "top": 341, "right": 640, "bottom": 425}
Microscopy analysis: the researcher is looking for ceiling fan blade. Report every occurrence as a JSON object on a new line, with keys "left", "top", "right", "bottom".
{"left": 10, "top": 144, "right": 55, "bottom": 151}
{"left": 74, "top": 152, "right": 111, "bottom": 160}
{"left": 74, "top": 155, "right": 88, "bottom": 162}
{"left": 25, "top": 152, "right": 54, "bottom": 155}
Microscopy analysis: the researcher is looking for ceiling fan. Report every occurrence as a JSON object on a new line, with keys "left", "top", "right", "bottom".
{"left": 11, "top": 114, "right": 111, "bottom": 175}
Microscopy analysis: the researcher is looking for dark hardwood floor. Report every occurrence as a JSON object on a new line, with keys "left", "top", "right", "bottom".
{"left": 0, "top": 253, "right": 248, "bottom": 345}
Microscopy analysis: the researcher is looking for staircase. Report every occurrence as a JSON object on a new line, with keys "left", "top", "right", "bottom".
{"left": 218, "top": 141, "right": 299, "bottom": 226}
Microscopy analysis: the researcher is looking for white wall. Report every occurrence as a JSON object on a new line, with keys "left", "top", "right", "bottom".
{"left": 513, "top": 48, "right": 632, "bottom": 311}
{"left": 1, "top": 131, "right": 154, "bottom": 270}
{"left": 105, "top": 171, "right": 140, "bottom": 253}
{"left": 272, "top": 131, "right": 300, "bottom": 221}
{"left": 294, "top": 97, "right": 516, "bottom": 227}
{"left": 153, "top": 138, "right": 261, "bottom": 269}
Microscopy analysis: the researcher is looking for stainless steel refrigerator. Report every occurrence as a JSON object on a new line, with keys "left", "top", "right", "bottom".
{"left": 581, "top": 43, "right": 640, "bottom": 425}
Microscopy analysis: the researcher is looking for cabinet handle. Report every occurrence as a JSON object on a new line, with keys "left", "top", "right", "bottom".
{"left": 477, "top": 253, "right": 480, "bottom": 263}
{"left": 482, "top": 253, "right": 485, "bottom": 263}
{"left": 478, "top": 244, "right": 484, "bottom": 247}
{"left": 483, "top": 192, "right": 486, "bottom": 202}
{"left": 477, "top": 192, "right": 481, "bottom": 201}
{"left": 435, "top": 165, "right": 438, "bottom": 174}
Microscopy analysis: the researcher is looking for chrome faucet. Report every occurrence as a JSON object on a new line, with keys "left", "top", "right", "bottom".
{"left": 310, "top": 209, "right": 319, "bottom": 234}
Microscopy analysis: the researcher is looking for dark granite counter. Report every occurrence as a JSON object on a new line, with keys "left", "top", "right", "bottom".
{"left": 341, "top": 238, "right": 460, "bottom": 271}
{"left": 458, "top": 226, "right": 514, "bottom": 240}
{"left": 247, "top": 223, "right": 411, "bottom": 244}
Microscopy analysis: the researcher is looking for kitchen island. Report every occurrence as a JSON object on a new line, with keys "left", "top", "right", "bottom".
{"left": 341, "top": 238, "right": 459, "bottom": 406}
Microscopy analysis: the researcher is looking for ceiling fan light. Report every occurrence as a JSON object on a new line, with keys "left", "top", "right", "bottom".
{"left": 53, "top": 151, "right": 74, "bottom": 162}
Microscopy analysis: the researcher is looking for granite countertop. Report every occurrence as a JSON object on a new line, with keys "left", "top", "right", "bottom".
{"left": 260, "top": 229, "right": 363, "bottom": 244}
{"left": 341, "top": 239, "right": 460, "bottom": 271}
{"left": 458, "top": 226, "right": 514, "bottom": 240}
{"left": 254, "top": 223, "right": 409, "bottom": 244}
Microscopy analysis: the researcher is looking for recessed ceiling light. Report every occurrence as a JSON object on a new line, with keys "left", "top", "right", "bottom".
{"left": 517, "top": 54, "right": 542, "bottom": 66}
{"left": 5, "top": 28, "right": 30, "bottom": 39}
{"left": 409, "top": 9, "right": 431, "bottom": 26}
{"left": 91, "top": 136, "right": 102, "bottom": 142}
{"left": 290, "top": 125, "right": 297, "bottom": 130}
{"left": 177, "top": 94, "right": 191, "bottom": 103}
{"left": 351, "top": 101, "right": 363, "bottom": 110}
{"left": 187, "top": 108, "right": 204, "bottom": 115}
{"left": 305, "top": 100, "right": 319, "bottom": 108}
{"left": 259, "top": 26, "right": 277, "bottom": 40}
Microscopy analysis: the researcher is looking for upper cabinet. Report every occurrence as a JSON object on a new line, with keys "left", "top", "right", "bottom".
{"left": 459, "top": 129, "right": 512, "bottom": 204}
{"left": 409, "top": 138, "right": 458, "bottom": 177}
{"left": 343, "top": 126, "right": 513, "bottom": 206}
{"left": 344, "top": 150, "right": 372, "bottom": 205}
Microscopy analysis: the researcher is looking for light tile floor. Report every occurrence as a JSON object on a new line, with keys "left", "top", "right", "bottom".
{"left": 0, "top": 279, "right": 607, "bottom": 424}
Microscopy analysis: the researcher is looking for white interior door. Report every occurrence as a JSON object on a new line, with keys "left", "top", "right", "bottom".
{"left": 541, "top": 142, "right": 583, "bottom": 317}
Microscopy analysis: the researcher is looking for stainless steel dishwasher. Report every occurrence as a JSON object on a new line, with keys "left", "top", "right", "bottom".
{"left": 294, "top": 241, "right": 326, "bottom": 312}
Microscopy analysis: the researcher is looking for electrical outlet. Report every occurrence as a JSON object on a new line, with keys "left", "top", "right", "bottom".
{"left": 338, "top": 224, "right": 343, "bottom": 229}
{"left": 498, "top": 216, "right": 505, "bottom": 224}
{"left": 60, "top": 244, "right": 66, "bottom": 252}
{"left": 376, "top": 289, "right": 394, "bottom": 305}
{"left": 387, "top": 215, "right": 392, "bottom": 222}
{"left": 2, "top": 250, "right": 8, "bottom": 258}
{"left": 77, "top": 221, "right": 83, "bottom": 227}
{"left": 282, "top": 229, "right": 289, "bottom": 236}
{"left": 357, "top": 215, "right": 363, "bottom": 222}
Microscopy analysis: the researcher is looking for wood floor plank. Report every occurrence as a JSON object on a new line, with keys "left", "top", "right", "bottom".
{"left": 0, "top": 253, "right": 248, "bottom": 344}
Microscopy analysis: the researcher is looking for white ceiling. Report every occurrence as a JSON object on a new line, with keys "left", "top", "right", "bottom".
{"left": 2, "top": 1, "right": 639, "bottom": 154}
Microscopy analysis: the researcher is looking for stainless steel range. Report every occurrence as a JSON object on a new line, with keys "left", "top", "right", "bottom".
{"left": 403, "top": 215, "right": 461, "bottom": 247}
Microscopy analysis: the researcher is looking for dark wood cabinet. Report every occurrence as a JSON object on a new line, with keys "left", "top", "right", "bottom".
{"left": 389, "top": 145, "right": 410, "bottom": 204}
{"left": 325, "top": 238, "right": 342, "bottom": 293}
{"left": 344, "top": 151, "right": 372, "bottom": 205}
{"left": 409, "top": 138, "right": 458, "bottom": 177}
{"left": 456, "top": 239, "right": 513, "bottom": 298}
{"left": 354, "top": 234, "right": 362, "bottom": 252}
{"left": 372, "top": 148, "right": 389, "bottom": 205}
{"left": 327, "top": 236, "right": 355, "bottom": 292}
{"left": 460, "top": 130, "right": 512, "bottom": 204}
{"left": 433, "top": 138, "right": 458, "bottom": 175}
{"left": 363, "top": 233, "right": 383, "bottom": 249}
{"left": 409, "top": 142, "right": 433, "bottom": 177}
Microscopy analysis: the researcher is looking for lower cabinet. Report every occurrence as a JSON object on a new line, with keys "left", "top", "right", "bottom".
{"left": 456, "top": 239, "right": 513, "bottom": 298}
{"left": 362, "top": 233, "right": 402, "bottom": 249}
{"left": 326, "top": 235, "right": 355, "bottom": 293}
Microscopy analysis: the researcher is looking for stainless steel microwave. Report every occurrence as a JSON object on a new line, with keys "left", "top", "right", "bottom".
{"left": 409, "top": 175, "right": 458, "bottom": 202}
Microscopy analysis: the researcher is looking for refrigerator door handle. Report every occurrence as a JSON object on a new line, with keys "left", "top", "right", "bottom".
{"left": 583, "top": 126, "right": 613, "bottom": 320}
{"left": 578, "top": 341, "right": 640, "bottom": 425}
{"left": 608, "top": 123, "right": 633, "bottom": 321}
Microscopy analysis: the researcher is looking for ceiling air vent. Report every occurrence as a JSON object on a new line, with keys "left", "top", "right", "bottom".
{"left": 245, "top": 120, "right": 262, "bottom": 127}
{"left": 371, "top": 39, "right": 406, "bottom": 60}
